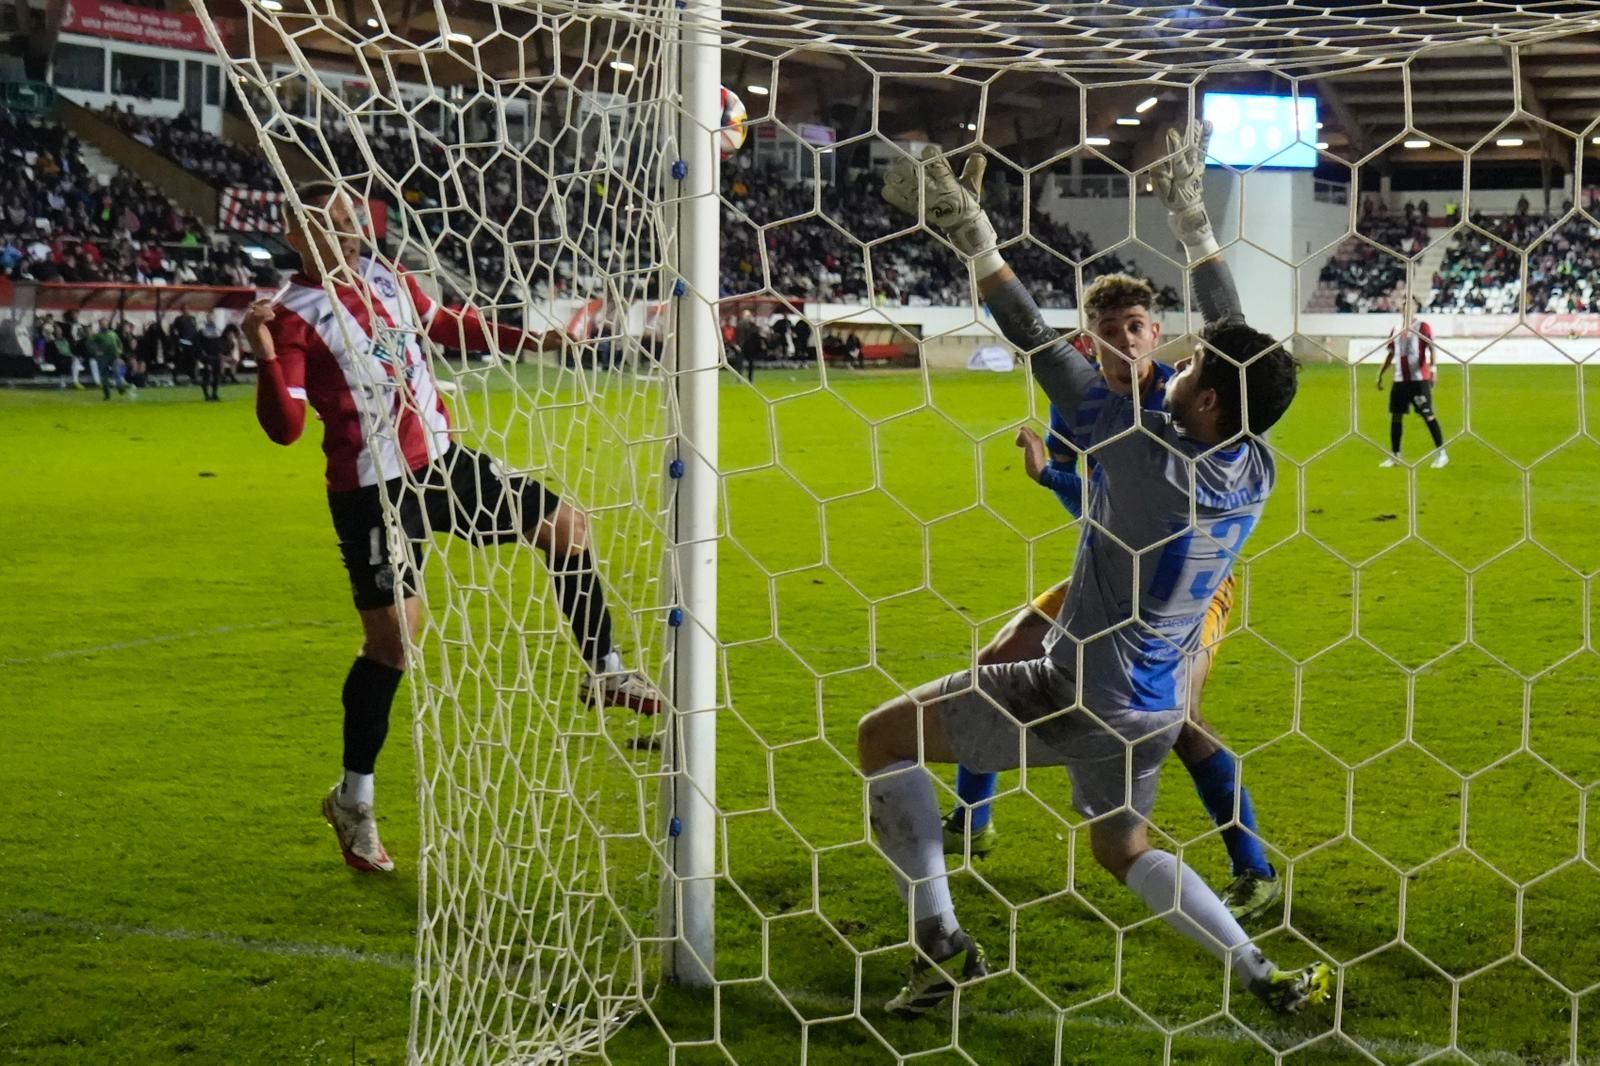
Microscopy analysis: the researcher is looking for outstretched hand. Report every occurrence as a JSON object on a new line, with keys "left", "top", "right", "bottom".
{"left": 1149, "top": 120, "right": 1216, "bottom": 251}
{"left": 882, "top": 146, "right": 1001, "bottom": 267}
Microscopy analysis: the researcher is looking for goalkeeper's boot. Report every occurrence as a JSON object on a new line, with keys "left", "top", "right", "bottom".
{"left": 1249, "top": 961, "right": 1333, "bottom": 1015}
{"left": 941, "top": 809, "right": 999, "bottom": 859}
{"left": 321, "top": 787, "right": 395, "bottom": 873}
{"left": 1220, "top": 869, "right": 1281, "bottom": 922}
{"left": 582, "top": 668, "right": 664, "bottom": 716}
{"left": 886, "top": 931, "right": 988, "bottom": 1018}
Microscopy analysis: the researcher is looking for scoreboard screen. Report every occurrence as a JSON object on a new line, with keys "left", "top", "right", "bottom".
{"left": 1201, "top": 92, "right": 1320, "bottom": 169}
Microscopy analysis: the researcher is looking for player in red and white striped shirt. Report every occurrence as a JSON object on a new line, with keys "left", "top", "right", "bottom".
{"left": 1376, "top": 300, "right": 1448, "bottom": 469}
{"left": 244, "top": 181, "right": 663, "bottom": 872}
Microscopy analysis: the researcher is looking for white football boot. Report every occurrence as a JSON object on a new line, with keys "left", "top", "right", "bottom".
{"left": 321, "top": 786, "right": 395, "bottom": 872}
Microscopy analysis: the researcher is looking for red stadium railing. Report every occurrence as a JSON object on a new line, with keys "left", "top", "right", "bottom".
{"left": 3, "top": 280, "right": 264, "bottom": 315}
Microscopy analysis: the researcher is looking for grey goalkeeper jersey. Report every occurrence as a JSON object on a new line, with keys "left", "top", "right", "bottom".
{"left": 987, "top": 271, "right": 1275, "bottom": 717}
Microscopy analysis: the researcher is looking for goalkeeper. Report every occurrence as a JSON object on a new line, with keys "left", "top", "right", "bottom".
{"left": 858, "top": 124, "right": 1326, "bottom": 1018}
{"left": 947, "top": 250, "right": 1279, "bottom": 924}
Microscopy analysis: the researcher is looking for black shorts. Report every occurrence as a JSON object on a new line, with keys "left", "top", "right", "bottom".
{"left": 1389, "top": 381, "right": 1436, "bottom": 418}
{"left": 327, "top": 446, "right": 562, "bottom": 610}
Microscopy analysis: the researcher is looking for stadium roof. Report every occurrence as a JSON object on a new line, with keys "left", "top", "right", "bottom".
{"left": 203, "top": 1, "right": 1600, "bottom": 167}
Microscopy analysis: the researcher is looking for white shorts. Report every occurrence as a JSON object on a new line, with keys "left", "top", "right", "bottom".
{"left": 934, "top": 658, "right": 1185, "bottom": 830}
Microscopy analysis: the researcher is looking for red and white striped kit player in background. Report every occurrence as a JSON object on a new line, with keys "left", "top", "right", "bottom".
{"left": 1375, "top": 298, "right": 1449, "bottom": 469}
{"left": 244, "top": 180, "right": 664, "bottom": 873}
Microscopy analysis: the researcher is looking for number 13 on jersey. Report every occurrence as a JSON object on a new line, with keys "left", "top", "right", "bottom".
{"left": 1147, "top": 514, "right": 1257, "bottom": 606}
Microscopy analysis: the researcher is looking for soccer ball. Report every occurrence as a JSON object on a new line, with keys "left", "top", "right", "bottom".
{"left": 718, "top": 85, "right": 748, "bottom": 159}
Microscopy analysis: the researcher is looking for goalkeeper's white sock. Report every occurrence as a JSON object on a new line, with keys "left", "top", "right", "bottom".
{"left": 868, "top": 760, "right": 958, "bottom": 952}
{"left": 1126, "top": 849, "right": 1272, "bottom": 985}
{"left": 339, "top": 770, "right": 375, "bottom": 809}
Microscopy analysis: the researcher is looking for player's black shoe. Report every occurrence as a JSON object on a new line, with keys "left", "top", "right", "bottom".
{"left": 885, "top": 931, "right": 988, "bottom": 1018}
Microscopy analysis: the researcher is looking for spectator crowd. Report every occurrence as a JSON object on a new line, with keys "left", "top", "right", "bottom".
{"left": 13, "top": 96, "right": 1600, "bottom": 394}
{"left": 286, "top": 117, "right": 1174, "bottom": 312}
{"left": 721, "top": 166, "right": 1175, "bottom": 309}
{"left": 105, "top": 105, "right": 279, "bottom": 190}
{"left": 1313, "top": 193, "right": 1600, "bottom": 316}
{"left": 0, "top": 110, "right": 274, "bottom": 288}
{"left": 1428, "top": 196, "right": 1600, "bottom": 314}
{"left": 1317, "top": 199, "right": 1430, "bottom": 313}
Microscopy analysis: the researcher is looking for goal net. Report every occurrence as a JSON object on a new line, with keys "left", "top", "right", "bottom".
{"left": 200, "top": 2, "right": 1600, "bottom": 1063}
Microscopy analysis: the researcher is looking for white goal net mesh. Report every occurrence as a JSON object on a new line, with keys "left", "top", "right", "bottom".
{"left": 198, "top": 2, "right": 1600, "bottom": 1063}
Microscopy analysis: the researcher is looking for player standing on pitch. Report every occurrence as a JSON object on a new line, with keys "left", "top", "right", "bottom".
{"left": 1376, "top": 297, "right": 1449, "bottom": 468}
{"left": 244, "top": 180, "right": 664, "bottom": 873}
{"left": 944, "top": 271, "right": 1281, "bottom": 923}
{"left": 863, "top": 124, "right": 1328, "bottom": 1017}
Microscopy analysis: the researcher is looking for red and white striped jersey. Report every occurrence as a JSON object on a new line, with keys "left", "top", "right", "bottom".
{"left": 1388, "top": 321, "right": 1435, "bottom": 383}
{"left": 264, "top": 258, "right": 451, "bottom": 491}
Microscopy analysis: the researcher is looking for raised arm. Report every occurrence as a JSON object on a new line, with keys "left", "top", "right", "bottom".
{"left": 982, "top": 267, "right": 1099, "bottom": 411}
{"left": 403, "top": 271, "right": 560, "bottom": 357}
{"left": 425, "top": 302, "right": 561, "bottom": 357}
{"left": 881, "top": 147, "right": 1097, "bottom": 413}
{"left": 1150, "top": 120, "right": 1244, "bottom": 326}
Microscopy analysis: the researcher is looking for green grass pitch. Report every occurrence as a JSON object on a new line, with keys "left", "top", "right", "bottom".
{"left": 3, "top": 362, "right": 1599, "bottom": 1065}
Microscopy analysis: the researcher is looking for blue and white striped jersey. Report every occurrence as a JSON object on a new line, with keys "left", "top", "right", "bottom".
{"left": 990, "top": 282, "right": 1275, "bottom": 719}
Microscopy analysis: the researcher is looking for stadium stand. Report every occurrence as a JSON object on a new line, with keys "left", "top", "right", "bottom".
{"left": 0, "top": 109, "right": 268, "bottom": 287}
{"left": 1309, "top": 200, "right": 1428, "bottom": 313}
{"left": 1429, "top": 205, "right": 1600, "bottom": 314}
{"left": 721, "top": 166, "right": 1151, "bottom": 308}
{"left": 289, "top": 120, "right": 1164, "bottom": 310}
{"left": 104, "top": 105, "right": 279, "bottom": 191}
{"left": 31, "top": 106, "right": 1589, "bottom": 328}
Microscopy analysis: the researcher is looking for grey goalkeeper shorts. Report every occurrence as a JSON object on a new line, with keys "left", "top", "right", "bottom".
{"left": 935, "top": 658, "right": 1185, "bottom": 829}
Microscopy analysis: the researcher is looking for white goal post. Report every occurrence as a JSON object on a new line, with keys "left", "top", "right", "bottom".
{"left": 195, "top": 1, "right": 1600, "bottom": 1062}
{"left": 663, "top": 0, "right": 722, "bottom": 992}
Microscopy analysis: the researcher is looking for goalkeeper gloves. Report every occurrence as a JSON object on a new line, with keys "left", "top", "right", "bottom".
{"left": 882, "top": 146, "right": 1005, "bottom": 277}
{"left": 1150, "top": 120, "right": 1220, "bottom": 260}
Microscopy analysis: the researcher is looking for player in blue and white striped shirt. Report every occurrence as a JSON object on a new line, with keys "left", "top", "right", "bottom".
{"left": 946, "top": 273, "right": 1280, "bottom": 925}
{"left": 862, "top": 122, "right": 1328, "bottom": 1019}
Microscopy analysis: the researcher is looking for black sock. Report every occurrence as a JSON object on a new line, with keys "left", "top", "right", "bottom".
{"left": 1390, "top": 417, "right": 1403, "bottom": 454}
{"left": 550, "top": 548, "right": 614, "bottom": 667}
{"left": 1425, "top": 418, "right": 1444, "bottom": 448}
{"left": 342, "top": 656, "right": 405, "bottom": 774}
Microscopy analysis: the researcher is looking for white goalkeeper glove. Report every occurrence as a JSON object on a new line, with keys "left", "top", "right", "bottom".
{"left": 1150, "top": 120, "right": 1219, "bottom": 259}
{"left": 882, "top": 146, "right": 1004, "bottom": 277}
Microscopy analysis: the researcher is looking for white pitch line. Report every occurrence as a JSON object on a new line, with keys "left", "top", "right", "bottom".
{"left": 0, "top": 909, "right": 412, "bottom": 970}
{"left": 4, "top": 909, "right": 1588, "bottom": 1065}
{"left": 0, "top": 620, "right": 343, "bottom": 667}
